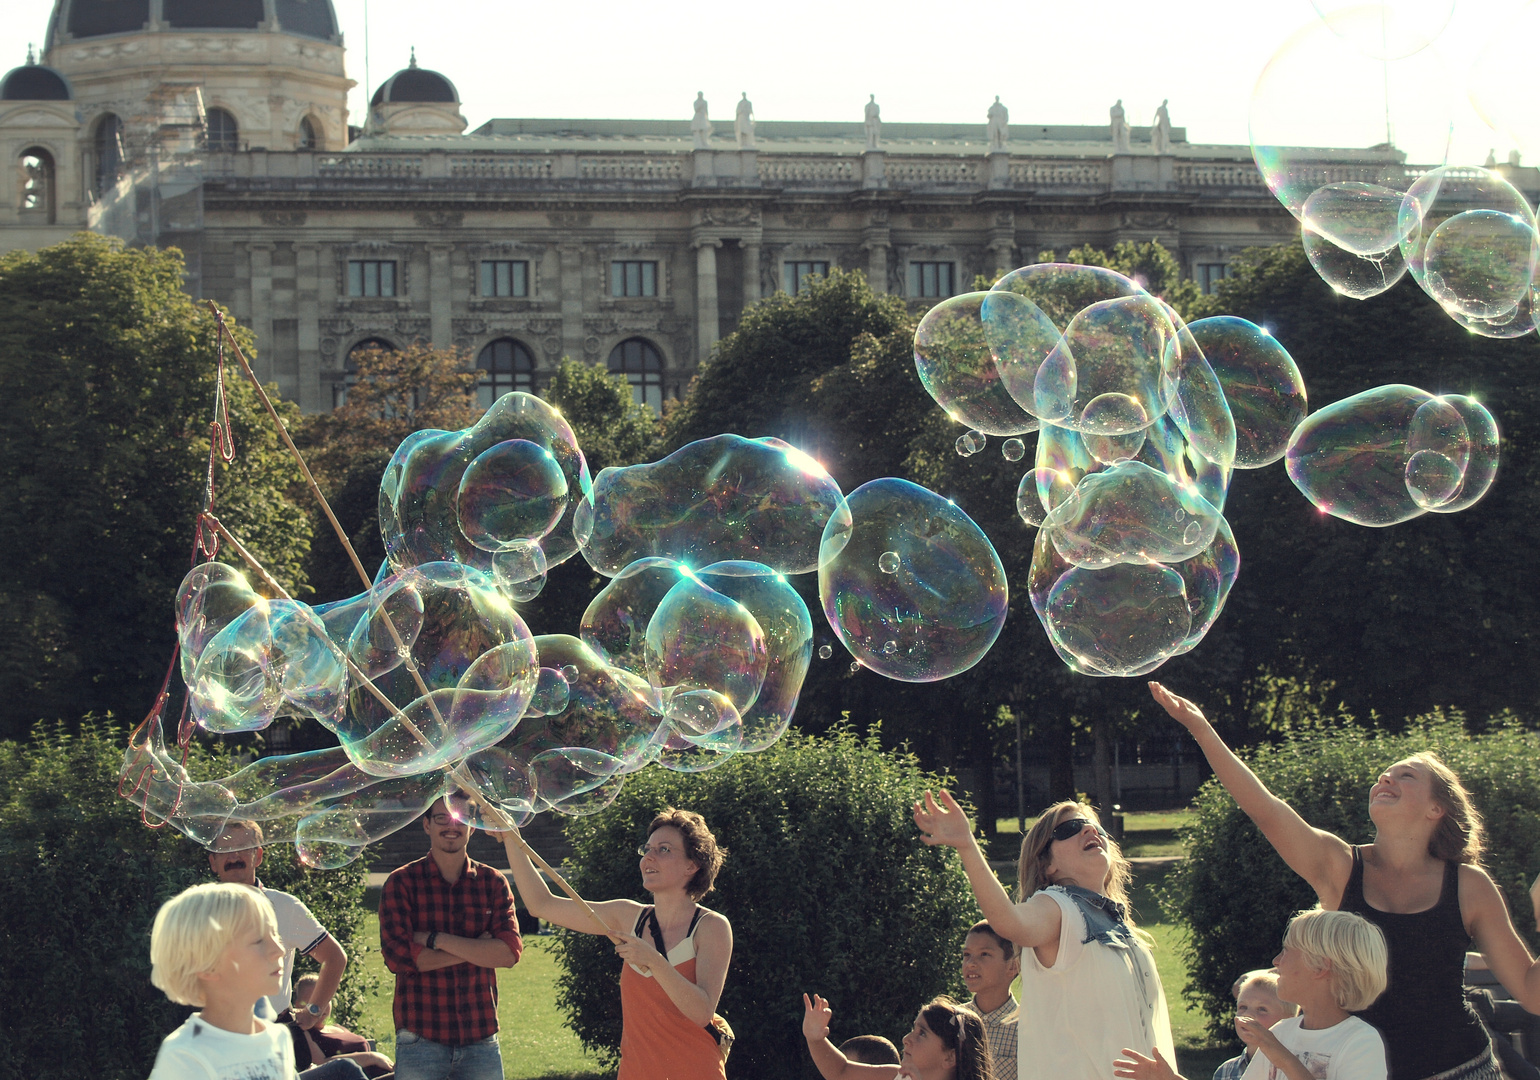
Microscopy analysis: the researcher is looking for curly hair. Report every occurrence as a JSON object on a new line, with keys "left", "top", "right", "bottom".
{"left": 917, "top": 997, "right": 994, "bottom": 1080}
{"left": 645, "top": 808, "right": 726, "bottom": 900}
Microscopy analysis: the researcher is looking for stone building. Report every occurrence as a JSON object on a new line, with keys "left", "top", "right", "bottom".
{"left": 2, "top": 0, "right": 1420, "bottom": 413}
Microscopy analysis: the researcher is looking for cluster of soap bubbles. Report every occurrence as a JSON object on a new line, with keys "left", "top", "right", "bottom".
{"left": 1251, "top": 5, "right": 1540, "bottom": 335}
{"left": 918, "top": 260, "right": 1502, "bottom": 676}
{"left": 123, "top": 410, "right": 1010, "bottom": 864}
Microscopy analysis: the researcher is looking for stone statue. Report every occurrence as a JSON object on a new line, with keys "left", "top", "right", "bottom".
{"left": 1110, "top": 98, "right": 1131, "bottom": 153}
{"left": 1485, "top": 148, "right": 1498, "bottom": 168}
{"left": 735, "top": 92, "right": 755, "bottom": 150}
{"left": 1509, "top": 149, "right": 1523, "bottom": 167}
{"left": 864, "top": 94, "right": 881, "bottom": 151}
{"left": 987, "top": 96, "right": 1009, "bottom": 152}
{"left": 691, "top": 92, "right": 711, "bottom": 150}
{"left": 1152, "top": 98, "right": 1172, "bottom": 154}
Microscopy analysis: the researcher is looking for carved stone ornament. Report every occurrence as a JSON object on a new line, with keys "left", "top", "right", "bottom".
{"left": 260, "top": 210, "right": 308, "bottom": 227}
{"left": 414, "top": 209, "right": 463, "bottom": 228}
{"left": 1121, "top": 211, "right": 1176, "bottom": 230}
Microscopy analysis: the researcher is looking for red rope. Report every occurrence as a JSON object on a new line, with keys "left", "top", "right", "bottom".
{"left": 195, "top": 314, "right": 236, "bottom": 560}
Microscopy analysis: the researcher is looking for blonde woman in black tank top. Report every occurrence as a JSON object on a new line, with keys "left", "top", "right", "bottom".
{"left": 1150, "top": 682, "right": 1540, "bottom": 1080}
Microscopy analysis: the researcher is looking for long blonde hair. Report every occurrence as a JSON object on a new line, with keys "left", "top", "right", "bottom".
{"left": 1404, "top": 752, "right": 1484, "bottom": 865}
{"left": 1017, "top": 801, "right": 1136, "bottom": 926}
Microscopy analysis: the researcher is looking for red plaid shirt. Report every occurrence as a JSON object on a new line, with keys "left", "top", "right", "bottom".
{"left": 379, "top": 854, "right": 523, "bottom": 1045}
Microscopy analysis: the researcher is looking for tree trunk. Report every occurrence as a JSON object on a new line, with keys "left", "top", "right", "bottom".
{"left": 973, "top": 716, "right": 998, "bottom": 841}
{"left": 1043, "top": 702, "right": 1076, "bottom": 804}
{"left": 1091, "top": 717, "right": 1116, "bottom": 814}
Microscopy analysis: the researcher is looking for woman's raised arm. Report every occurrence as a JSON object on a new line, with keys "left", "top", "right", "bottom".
{"left": 495, "top": 828, "right": 631, "bottom": 938}
{"left": 1149, "top": 682, "right": 1353, "bottom": 904}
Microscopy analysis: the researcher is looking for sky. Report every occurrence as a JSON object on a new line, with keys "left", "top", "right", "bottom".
{"left": 3, "top": 0, "right": 1529, "bottom": 168}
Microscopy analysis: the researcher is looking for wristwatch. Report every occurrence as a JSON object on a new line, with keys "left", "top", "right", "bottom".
{"left": 305, "top": 1003, "right": 322, "bottom": 1017}
{"left": 426, "top": 931, "right": 439, "bottom": 951}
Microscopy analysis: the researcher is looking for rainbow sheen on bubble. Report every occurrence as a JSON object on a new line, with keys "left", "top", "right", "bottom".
{"left": 1186, "top": 317, "right": 1308, "bottom": 468}
{"left": 913, "top": 292, "right": 1041, "bottom": 436}
{"left": 819, "top": 478, "right": 1007, "bottom": 682}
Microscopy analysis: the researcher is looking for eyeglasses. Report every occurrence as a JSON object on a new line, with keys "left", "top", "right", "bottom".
{"left": 636, "top": 842, "right": 676, "bottom": 858}
{"left": 429, "top": 813, "right": 460, "bottom": 826}
{"left": 1050, "top": 817, "right": 1108, "bottom": 843}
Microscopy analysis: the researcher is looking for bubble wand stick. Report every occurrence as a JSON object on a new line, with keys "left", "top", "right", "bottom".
{"left": 204, "top": 304, "right": 620, "bottom": 942}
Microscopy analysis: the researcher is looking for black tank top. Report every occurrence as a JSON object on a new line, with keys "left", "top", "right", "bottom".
{"left": 1338, "top": 846, "right": 1488, "bottom": 1079}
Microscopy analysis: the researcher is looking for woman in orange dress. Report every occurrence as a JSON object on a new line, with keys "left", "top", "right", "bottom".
{"left": 501, "top": 808, "right": 732, "bottom": 1080}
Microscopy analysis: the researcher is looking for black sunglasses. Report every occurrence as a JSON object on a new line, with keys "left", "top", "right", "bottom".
{"left": 1050, "top": 817, "right": 1109, "bottom": 843}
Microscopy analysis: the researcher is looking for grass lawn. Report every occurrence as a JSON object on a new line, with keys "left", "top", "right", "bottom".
{"left": 350, "top": 849, "right": 1237, "bottom": 1078}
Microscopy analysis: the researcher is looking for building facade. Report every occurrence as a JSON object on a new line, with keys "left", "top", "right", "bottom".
{"left": 3, "top": 0, "right": 1433, "bottom": 413}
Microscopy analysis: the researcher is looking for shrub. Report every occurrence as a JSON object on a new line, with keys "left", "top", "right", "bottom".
{"left": 1162, "top": 712, "right": 1540, "bottom": 1041}
{"left": 550, "top": 726, "right": 979, "bottom": 1079}
{"left": 0, "top": 721, "right": 374, "bottom": 1080}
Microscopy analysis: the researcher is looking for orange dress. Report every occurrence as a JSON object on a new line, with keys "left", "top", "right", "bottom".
{"left": 617, "top": 908, "right": 726, "bottom": 1080}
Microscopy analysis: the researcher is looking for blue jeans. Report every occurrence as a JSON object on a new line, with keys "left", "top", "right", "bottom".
{"left": 394, "top": 1030, "right": 503, "bottom": 1080}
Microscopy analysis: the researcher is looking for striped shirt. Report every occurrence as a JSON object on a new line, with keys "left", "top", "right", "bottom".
{"left": 379, "top": 854, "right": 522, "bottom": 1045}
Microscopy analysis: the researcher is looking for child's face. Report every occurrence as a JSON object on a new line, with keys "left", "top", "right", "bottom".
{"left": 1234, "top": 981, "right": 1289, "bottom": 1042}
{"left": 204, "top": 920, "right": 284, "bottom": 1007}
{"left": 961, "top": 932, "right": 1020, "bottom": 999}
{"left": 899, "top": 1012, "right": 956, "bottom": 1080}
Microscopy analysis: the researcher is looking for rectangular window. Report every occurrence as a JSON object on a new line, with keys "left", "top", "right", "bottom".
{"left": 610, "top": 260, "right": 658, "bottom": 297}
{"left": 348, "top": 259, "right": 397, "bottom": 297}
{"left": 908, "top": 261, "right": 955, "bottom": 299}
{"left": 1195, "top": 263, "right": 1229, "bottom": 295}
{"left": 783, "top": 261, "right": 830, "bottom": 296}
{"left": 479, "top": 260, "right": 529, "bottom": 298}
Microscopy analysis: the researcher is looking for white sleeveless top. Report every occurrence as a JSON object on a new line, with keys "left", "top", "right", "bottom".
{"left": 1016, "top": 887, "right": 1173, "bottom": 1080}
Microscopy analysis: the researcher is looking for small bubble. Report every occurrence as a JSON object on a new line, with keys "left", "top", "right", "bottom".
{"left": 878, "top": 551, "right": 901, "bottom": 574}
{"left": 967, "top": 429, "right": 986, "bottom": 453}
{"left": 817, "top": 644, "right": 833, "bottom": 659}
{"left": 1182, "top": 521, "right": 1202, "bottom": 545}
{"left": 1002, "top": 438, "right": 1026, "bottom": 462}
{"left": 559, "top": 664, "right": 579, "bottom": 683}
{"left": 882, "top": 640, "right": 898, "bottom": 655}
{"left": 955, "top": 434, "right": 975, "bottom": 457}
{"left": 849, "top": 660, "right": 861, "bottom": 674}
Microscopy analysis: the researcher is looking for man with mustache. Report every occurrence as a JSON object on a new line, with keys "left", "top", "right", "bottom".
{"left": 208, "top": 819, "right": 349, "bottom": 1027}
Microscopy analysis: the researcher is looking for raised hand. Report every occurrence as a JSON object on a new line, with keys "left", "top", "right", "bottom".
{"left": 802, "top": 992, "right": 833, "bottom": 1043}
{"left": 913, "top": 789, "right": 973, "bottom": 849}
{"left": 1114, "top": 1047, "right": 1180, "bottom": 1080}
{"left": 614, "top": 932, "right": 663, "bottom": 975}
{"left": 1148, "top": 682, "right": 1210, "bottom": 733}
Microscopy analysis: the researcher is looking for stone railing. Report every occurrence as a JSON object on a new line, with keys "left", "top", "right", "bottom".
{"left": 885, "top": 158, "right": 980, "bottom": 185}
{"left": 757, "top": 156, "right": 858, "bottom": 183}
{"left": 450, "top": 156, "right": 553, "bottom": 179}
{"left": 1010, "top": 159, "right": 1110, "bottom": 186}
{"left": 1173, "top": 162, "right": 1266, "bottom": 187}
{"left": 577, "top": 156, "right": 684, "bottom": 180}
{"left": 316, "top": 155, "right": 423, "bottom": 178}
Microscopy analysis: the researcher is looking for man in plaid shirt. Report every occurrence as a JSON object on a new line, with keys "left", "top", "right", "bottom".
{"left": 380, "top": 798, "right": 523, "bottom": 1080}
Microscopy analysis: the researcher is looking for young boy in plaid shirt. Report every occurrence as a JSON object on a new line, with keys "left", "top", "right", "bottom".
{"left": 379, "top": 798, "right": 523, "bottom": 1080}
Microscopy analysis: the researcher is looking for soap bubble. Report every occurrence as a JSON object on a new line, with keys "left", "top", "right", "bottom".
{"left": 1286, "top": 384, "right": 1480, "bottom": 526}
{"left": 580, "top": 557, "right": 680, "bottom": 675}
{"left": 913, "top": 292, "right": 1042, "bottom": 436}
{"left": 574, "top": 435, "right": 847, "bottom": 576}
{"left": 644, "top": 572, "right": 768, "bottom": 715}
{"left": 1165, "top": 320, "right": 1237, "bottom": 472}
{"left": 340, "top": 562, "right": 538, "bottom": 778}
{"left": 189, "top": 599, "right": 347, "bottom": 734}
{"left": 878, "top": 551, "right": 901, "bottom": 574}
{"left": 818, "top": 644, "right": 833, "bottom": 659}
{"left": 1042, "top": 460, "right": 1223, "bottom": 569}
{"left": 1186, "top": 317, "right": 1308, "bottom": 468}
{"left": 819, "top": 478, "right": 1008, "bottom": 682}
{"left": 177, "top": 562, "right": 263, "bottom": 685}
{"left": 1303, "top": 227, "right": 1409, "bottom": 299}
{"left": 491, "top": 541, "right": 548, "bottom": 603}
{"left": 1016, "top": 472, "right": 1047, "bottom": 528}
{"left": 1002, "top": 438, "right": 1026, "bottom": 462}
{"left": 456, "top": 438, "right": 569, "bottom": 551}
{"left": 1039, "top": 295, "right": 1180, "bottom": 435}
{"left": 1400, "top": 167, "right": 1538, "bottom": 321}
{"left": 527, "top": 667, "right": 572, "bottom": 716}
{"left": 1469, "top": 8, "right": 1540, "bottom": 161}
{"left": 1425, "top": 395, "right": 1499, "bottom": 513}
{"left": 1309, "top": 0, "right": 1455, "bottom": 59}
{"left": 955, "top": 430, "right": 986, "bottom": 456}
{"left": 1303, "top": 181, "right": 1414, "bottom": 257}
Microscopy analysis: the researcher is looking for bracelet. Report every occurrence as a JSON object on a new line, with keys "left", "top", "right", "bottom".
{"left": 426, "top": 931, "right": 438, "bottom": 951}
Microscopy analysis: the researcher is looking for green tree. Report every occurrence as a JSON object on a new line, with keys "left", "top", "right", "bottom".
{"left": 541, "top": 356, "right": 660, "bottom": 476}
{"left": 0, "top": 235, "right": 312, "bottom": 740}
{"left": 1036, "top": 238, "right": 1203, "bottom": 320}
{"left": 0, "top": 720, "right": 374, "bottom": 1080}
{"left": 550, "top": 726, "right": 977, "bottom": 1079}
{"left": 1162, "top": 711, "right": 1540, "bottom": 1042}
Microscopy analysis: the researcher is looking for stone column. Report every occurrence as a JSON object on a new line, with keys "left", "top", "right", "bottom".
{"left": 694, "top": 237, "right": 721, "bottom": 362}
{"left": 742, "top": 241, "right": 761, "bottom": 310}
{"left": 428, "top": 242, "right": 453, "bottom": 348}
{"left": 559, "top": 244, "right": 585, "bottom": 361}
{"left": 988, "top": 210, "right": 1016, "bottom": 279}
{"left": 248, "top": 242, "right": 274, "bottom": 383}
{"left": 294, "top": 242, "right": 322, "bottom": 412}
{"left": 862, "top": 210, "right": 891, "bottom": 294}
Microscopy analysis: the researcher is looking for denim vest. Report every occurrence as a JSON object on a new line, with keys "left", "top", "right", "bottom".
{"left": 1052, "top": 883, "right": 1135, "bottom": 948}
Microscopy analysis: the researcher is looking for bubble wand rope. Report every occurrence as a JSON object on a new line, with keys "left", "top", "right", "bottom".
{"left": 203, "top": 307, "right": 618, "bottom": 940}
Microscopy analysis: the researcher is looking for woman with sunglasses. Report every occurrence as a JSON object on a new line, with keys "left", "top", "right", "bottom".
{"left": 500, "top": 807, "right": 732, "bottom": 1080}
{"left": 1150, "top": 681, "right": 1540, "bottom": 1080}
{"left": 915, "top": 793, "right": 1173, "bottom": 1080}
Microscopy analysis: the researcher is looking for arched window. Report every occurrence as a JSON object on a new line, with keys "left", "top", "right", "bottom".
{"left": 19, "top": 148, "right": 55, "bottom": 224}
{"left": 298, "top": 116, "right": 319, "bottom": 151}
{"left": 336, "top": 337, "right": 395, "bottom": 408}
{"left": 93, "top": 113, "right": 124, "bottom": 199}
{"left": 607, "top": 338, "right": 664, "bottom": 412}
{"left": 207, "top": 108, "right": 240, "bottom": 152}
{"left": 477, "top": 338, "right": 536, "bottom": 408}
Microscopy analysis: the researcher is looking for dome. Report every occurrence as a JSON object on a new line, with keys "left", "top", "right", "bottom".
{"left": 371, "top": 52, "right": 458, "bottom": 106}
{"left": 1, "top": 58, "right": 72, "bottom": 101}
{"left": 44, "top": 0, "right": 340, "bottom": 51}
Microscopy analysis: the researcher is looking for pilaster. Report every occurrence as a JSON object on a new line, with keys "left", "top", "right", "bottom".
{"left": 559, "top": 243, "right": 585, "bottom": 361}
{"left": 294, "top": 242, "right": 321, "bottom": 413}
{"left": 248, "top": 242, "right": 275, "bottom": 383}
{"left": 693, "top": 235, "right": 722, "bottom": 362}
{"left": 428, "top": 242, "right": 453, "bottom": 348}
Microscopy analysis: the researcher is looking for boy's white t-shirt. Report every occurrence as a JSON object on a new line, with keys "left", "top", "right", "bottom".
{"left": 148, "top": 1014, "right": 296, "bottom": 1080}
{"left": 1239, "top": 1015, "right": 1387, "bottom": 1080}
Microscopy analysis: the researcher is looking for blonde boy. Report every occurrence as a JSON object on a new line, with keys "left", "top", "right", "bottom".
{"left": 148, "top": 881, "right": 295, "bottom": 1080}
{"left": 1212, "top": 970, "right": 1297, "bottom": 1080}
{"left": 1115, "top": 910, "right": 1388, "bottom": 1080}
